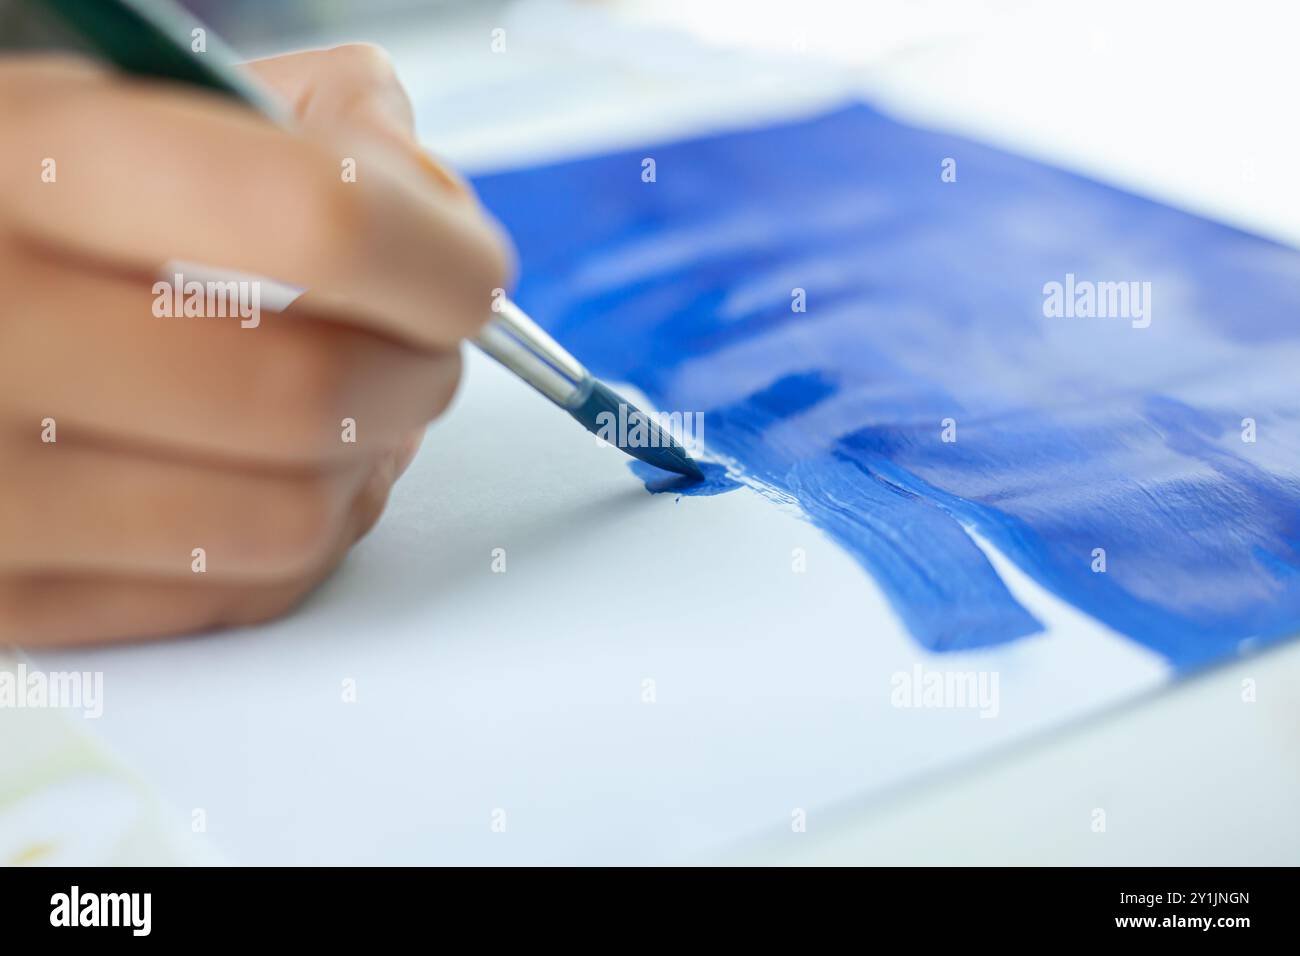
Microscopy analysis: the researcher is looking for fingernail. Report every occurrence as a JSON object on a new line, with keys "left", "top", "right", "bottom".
{"left": 415, "top": 150, "right": 470, "bottom": 198}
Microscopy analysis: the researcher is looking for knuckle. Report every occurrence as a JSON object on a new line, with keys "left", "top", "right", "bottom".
{"left": 426, "top": 349, "right": 463, "bottom": 420}
{"left": 325, "top": 43, "right": 397, "bottom": 82}
{"left": 0, "top": 575, "right": 60, "bottom": 643}
{"left": 287, "top": 144, "right": 368, "bottom": 273}
{"left": 0, "top": 580, "right": 22, "bottom": 640}
{"left": 218, "top": 578, "right": 318, "bottom": 630}
{"left": 263, "top": 332, "right": 350, "bottom": 419}
{"left": 251, "top": 332, "right": 354, "bottom": 461}
{"left": 454, "top": 220, "right": 516, "bottom": 334}
{"left": 241, "top": 476, "right": 344, "bottom": 576}
{"left": 0, "top": 488, "right": 20, "bottom": 561}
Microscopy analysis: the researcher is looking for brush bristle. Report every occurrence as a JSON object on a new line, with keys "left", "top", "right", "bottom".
{"left": 569, "top": 381, "right": 704, "bottom": 480}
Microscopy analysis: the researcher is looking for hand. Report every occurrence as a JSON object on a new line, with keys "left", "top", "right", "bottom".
{"left": 0, "top": 45, "right": 512, "bottom": 645}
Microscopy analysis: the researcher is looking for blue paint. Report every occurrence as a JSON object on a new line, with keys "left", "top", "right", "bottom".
{"left": 629, "top": 460, "right": 740, "bottom": 497}
{"left": 473, "top": 103, "right": 1300, "bottom": 670}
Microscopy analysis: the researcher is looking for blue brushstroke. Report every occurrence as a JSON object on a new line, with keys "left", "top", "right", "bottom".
{"left": 473, "top": 103, "right": 1300, "bottom": 670}
{"left": 629, "top": 460, "right": 740, "bottom": 497}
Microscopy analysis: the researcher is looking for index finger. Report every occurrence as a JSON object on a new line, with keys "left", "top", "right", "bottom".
{"left": 0, "top": 62, "right": 512, "bottom": 349}
{"left": 243, "top": 46, "right": 477, "bottom": 201}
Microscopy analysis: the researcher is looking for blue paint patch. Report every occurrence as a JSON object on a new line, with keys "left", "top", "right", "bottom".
{"left": 629, "top": 460, "right": 741, "bottom": 497}
{"left": 473, "top": 103, "right": 1300, "bottom": 671}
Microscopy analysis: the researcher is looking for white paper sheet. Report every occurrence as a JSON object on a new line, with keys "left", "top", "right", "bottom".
{"left": 31, "top": 351, "right": 1167, "bottom": 864}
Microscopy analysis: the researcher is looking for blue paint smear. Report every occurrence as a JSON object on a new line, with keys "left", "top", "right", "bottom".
{"left": 629, "top": 460, "right": 741, "bottom": 497}
{"left": 473, "top": 103, "right": 1300, "bottom": 670}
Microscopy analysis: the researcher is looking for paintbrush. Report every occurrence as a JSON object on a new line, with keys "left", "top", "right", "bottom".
{"left": 28, "top": 0, "right": 705, "bottom": 481}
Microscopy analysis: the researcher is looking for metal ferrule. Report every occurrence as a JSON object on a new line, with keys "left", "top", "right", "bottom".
{"left": 473, "top": 299, "right": 593, "bottom": 408}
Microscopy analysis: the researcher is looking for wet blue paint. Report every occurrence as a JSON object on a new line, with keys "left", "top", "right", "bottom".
{"left": 629, "top": 460, "right": 741, "bottom": 497}
{"left": 473, "top": 103, "right": 1300, "bottom": 670}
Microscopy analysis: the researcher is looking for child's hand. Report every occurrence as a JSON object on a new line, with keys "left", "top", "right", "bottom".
{"left": 0, "top": 46, "right": 512, "bottom": 645}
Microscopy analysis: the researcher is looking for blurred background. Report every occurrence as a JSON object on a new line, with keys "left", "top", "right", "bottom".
{"left": 8, "top": 0, "right": 1296, "bottom": 236}
{"left": 163, "top": 0, "right": 1300, "bottom": 245}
